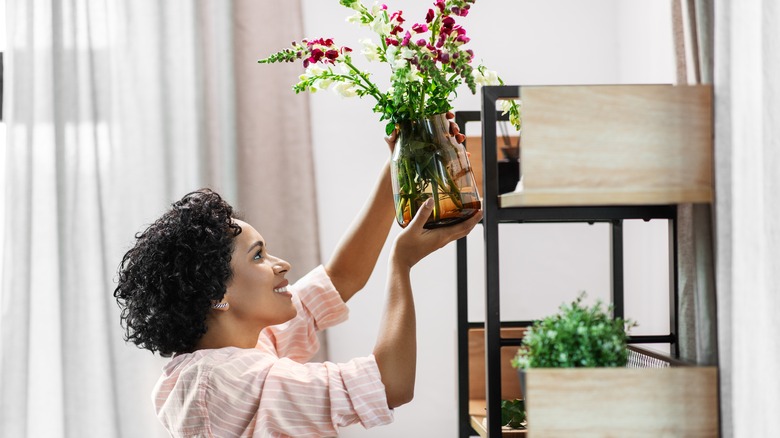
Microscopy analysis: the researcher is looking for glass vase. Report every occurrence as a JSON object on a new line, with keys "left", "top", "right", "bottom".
{"left": 391, "top": 113, "right": 481, "bottom": 228}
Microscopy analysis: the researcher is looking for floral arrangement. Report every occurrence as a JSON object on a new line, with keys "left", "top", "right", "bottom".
{"left": 511, "top": 293, "right": 636, "bottom": 369}
{"left": 259, "top": 0, "right": 520, "bottom": 135}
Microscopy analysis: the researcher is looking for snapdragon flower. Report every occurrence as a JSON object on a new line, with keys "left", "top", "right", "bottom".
{"left": 334, "top": 82, "right": 359, "bottom": 97}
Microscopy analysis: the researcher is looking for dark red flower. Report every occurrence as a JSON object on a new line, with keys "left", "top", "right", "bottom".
{"left": 425, "top": 8, "right": 434, "bottom": 23}
{"left": 310, "top": 48, "right": 324, "bottom": 63}
{"left": 325, "top": 49, "right": 339, "bottom": 61}
{"left": 417, "top": 39, "right": 427, "bottom": 47}
{"left": 435, "top": 0, "right": 445, "bottom": 13}
{"left": 386, "top": 37, "right": 400, "bottom": 46}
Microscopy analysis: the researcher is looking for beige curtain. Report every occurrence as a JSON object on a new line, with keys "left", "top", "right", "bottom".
{"left": 232, "top": 0, "right": 325, "bottom": 362}
{"left": 0, "top": 1, "right": 320, "bottom": 436}
{"left": 671, "top": 0, "right": 718, "bottom": 366}
{"left": 232, "top": 0, "right": 321, "bottom": 280}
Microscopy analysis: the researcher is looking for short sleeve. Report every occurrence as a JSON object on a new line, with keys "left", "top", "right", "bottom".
{"left": 257, "top": 265, "right": 349, "bottom": 361}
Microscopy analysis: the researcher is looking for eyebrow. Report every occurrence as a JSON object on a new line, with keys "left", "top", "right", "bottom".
{"left": 246, "top": 240, "right": 265, "bottom": 254}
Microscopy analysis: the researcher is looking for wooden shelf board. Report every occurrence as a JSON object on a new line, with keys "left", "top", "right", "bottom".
{"left": 499, "top": 187, "right": 713, "bottom": 208}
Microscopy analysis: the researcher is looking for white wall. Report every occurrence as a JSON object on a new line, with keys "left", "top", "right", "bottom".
{"left": 302, "top": 1, "right": 674, "bottom": 436}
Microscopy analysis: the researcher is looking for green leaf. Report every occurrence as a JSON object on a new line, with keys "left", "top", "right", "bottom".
{"left": 385, "top": 122, "right": 396, "bottom": 136}
{"left": 501, "top": 399, "right": 526, "bottom": 429}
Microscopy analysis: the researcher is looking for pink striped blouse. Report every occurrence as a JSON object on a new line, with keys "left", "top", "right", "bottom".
{"left": 152, "top": 265, "right": 394, "bottom": 437}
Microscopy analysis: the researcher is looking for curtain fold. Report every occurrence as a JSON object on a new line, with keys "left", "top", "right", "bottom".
{"left": 715, "top": 1, "right": 780, "bottom": 436}
{"left": 671, "top": 0, "right": 719, "bottom": 366}
{"left": 1, "top": 0, "right": 320, "bottom": 436}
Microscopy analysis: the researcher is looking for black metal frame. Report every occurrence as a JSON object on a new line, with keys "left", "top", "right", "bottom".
{"left": 455, "top": 85, "right": 680, "bottom": 438}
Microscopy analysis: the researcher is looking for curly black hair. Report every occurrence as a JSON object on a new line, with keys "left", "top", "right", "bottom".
{"left": 114, "top": 189, "right": 242, "bottom": 357}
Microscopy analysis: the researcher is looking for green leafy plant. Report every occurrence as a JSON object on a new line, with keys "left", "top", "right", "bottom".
{"left": 501, "top": 399, "right": 526, "bottom": 429}
{"left": 511, "top": 293, "right": 636, "bottom": 369}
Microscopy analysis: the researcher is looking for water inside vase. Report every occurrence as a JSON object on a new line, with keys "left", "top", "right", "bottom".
{"left": 395, "top": 191, "right": 481, "bottom": 229}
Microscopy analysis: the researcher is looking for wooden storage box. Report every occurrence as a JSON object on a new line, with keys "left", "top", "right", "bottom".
{"left": 523, "top": 367, "right": 719, "bottom": 437}
{"left": 492, "top": 84, "right": 713, "bottom": 207}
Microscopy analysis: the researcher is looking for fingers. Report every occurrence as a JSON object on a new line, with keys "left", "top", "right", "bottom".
{"left": 385, "top": 127, "right": 399, "bottom": 152}
{"left": 447, "top": 114, "right": 466, "bottom": 144}
{"left": 408, "top": 198, "right": 434, "bottom": 230}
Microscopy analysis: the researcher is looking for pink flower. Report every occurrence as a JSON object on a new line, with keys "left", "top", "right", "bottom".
{"left": 412, "top": 23, "right": 428, "bottom": 34}
{"left": 435, "top": 0, "right": 446, "bottom": 13}
{"left": 416, "top": 39, "right": 427, "bottom": 47}
{"left": 401, "top": 31, "right": 412, "bottom": 47}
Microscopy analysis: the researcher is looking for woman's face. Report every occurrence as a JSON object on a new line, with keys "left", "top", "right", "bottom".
{"left": 224, "top": 219, "right": 296, "bottom": 328}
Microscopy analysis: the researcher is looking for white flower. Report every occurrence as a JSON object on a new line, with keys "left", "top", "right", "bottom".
{"left": 346, "top": 12, "right": 362, "bottom": 24}
{"left": 370, "top": 15, "right": 392, "bottom": 36}
{"left": 370, "top": 1, "right": 385, "bottom": 15}
{"left": 500, "top": 99, "right": 514, "bottom": 114}
{"left": 393, "top": 58, "right": 408, "bottom": 71}
{"left": 334, "top": 82, "right": 358, "bottom": 98}
{"left": 314, "top": 77, "right": 334, "bottom": 90}
{"left": 405, "top": 64, "right": 423, "bottom": 82}
{"left": 386, "top": 45, "right": 399, "bottom": 62}
{"left": 300, "top": 65, "right": 325, "bottom": 81}
{"left": 360, "top": 38, "right": 380, "bottom": 62}
{"left": 473, "top": 68, "right": 500, "bottom": 86}
{"left": 400, "top": 47, "right": 415, "bottom": 60}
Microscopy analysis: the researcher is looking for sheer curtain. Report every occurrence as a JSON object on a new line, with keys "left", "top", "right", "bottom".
{"left": 714, "top": 1, "right": 780, "bottom": 436}
{"left": 0, "top": 1, "right": 319, "bottom": 437}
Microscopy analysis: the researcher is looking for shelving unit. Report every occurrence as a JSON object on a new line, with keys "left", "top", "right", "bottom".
{"left": 455, "top": 84, "right": 715, "bottom": 437}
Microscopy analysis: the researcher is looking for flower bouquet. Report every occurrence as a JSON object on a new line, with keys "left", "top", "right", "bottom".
{"left": 260, "top": 0, "right": 520, "bottom": 227}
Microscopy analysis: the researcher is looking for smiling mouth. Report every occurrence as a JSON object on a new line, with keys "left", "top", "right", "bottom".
{"left": 273, "top": 286, "right": 289, "bottom": 294}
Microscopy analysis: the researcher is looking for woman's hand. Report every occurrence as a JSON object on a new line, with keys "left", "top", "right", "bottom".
{"left": 384, "top": 111, "right": 466, "bottom": 153}
{"left": 392, "top": 198, "right": 482, "bottom": 269}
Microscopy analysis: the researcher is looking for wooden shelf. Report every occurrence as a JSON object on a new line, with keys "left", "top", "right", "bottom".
{"left": 499, "top": 187, "right": 712, "bottom": 207}
{"left": 465, "top": 84, "right": 714, "bottom": 207}
{"left": 469, "top": 400, "right": 527, "bottom": 438}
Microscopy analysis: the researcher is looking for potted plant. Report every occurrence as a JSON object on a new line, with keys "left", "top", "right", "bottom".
{"left": 509, "top": 293, "right": 719, "bottom": 436}
{"left": 259, "top": 0, "right": 520, "bottom": 228}
{"left": 511, "top": 292, "right": 634, "bottom": 372}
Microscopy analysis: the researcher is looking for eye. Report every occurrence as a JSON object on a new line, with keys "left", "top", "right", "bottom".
{"left": 253, "top": 249, "right": 264, "bottom": 261}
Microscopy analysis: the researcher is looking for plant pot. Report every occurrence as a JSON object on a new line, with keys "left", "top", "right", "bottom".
{"left": 521, "top": 367, "right": 719, "bottom": 437}
{"left": 391, "top": 113, "right": 481, "bottom": 228}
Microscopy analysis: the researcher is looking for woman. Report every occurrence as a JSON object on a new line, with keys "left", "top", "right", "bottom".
{"left": 114, "top": 130, "right": 481, "bottom": 437}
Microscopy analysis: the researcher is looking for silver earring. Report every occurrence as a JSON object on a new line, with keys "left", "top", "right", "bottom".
{"left": 212, "top": 302, "right": 228, "bottom": 310}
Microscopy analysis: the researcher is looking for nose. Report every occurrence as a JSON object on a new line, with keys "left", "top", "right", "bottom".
{"left": 272, "top": 257, "right": 291, "bottom": 275}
